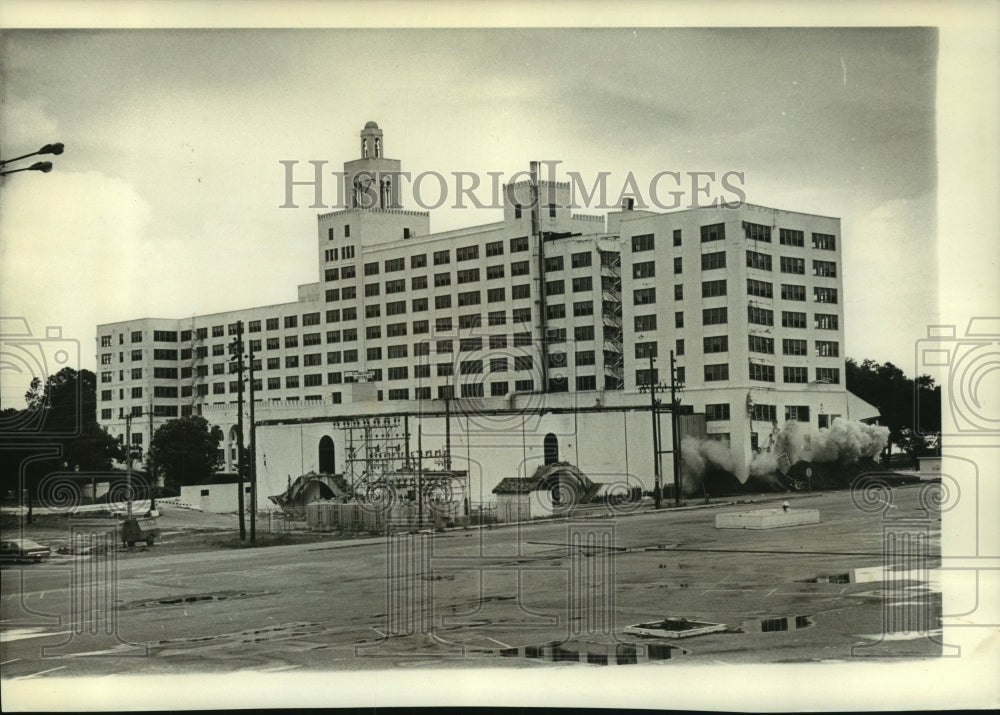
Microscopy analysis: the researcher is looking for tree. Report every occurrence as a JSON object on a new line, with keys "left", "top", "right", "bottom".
{"left": 1, "top": 368, "right": 123, "bottom": 505}
{"left": 846, "top": 358, "right": 941, "bottom": 462}
{"left": 147, "top": 415, "right": 223, "bottom": 491}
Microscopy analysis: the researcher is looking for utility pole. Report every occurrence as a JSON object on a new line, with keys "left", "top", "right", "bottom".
{"left": 417, "top": 423, "right": 424, "bottom": 528}
{"left": 248, "top": 341, "right": 257, "bottom": 546}
{"left": 232, "top": 321, "right": 246, "bottom": 542}
{"left": 647, "top": 354, "right": 661, "bottom": 509}
{"left": 670, "top": 350, "right": 681, "bottom": 508}
{"left": 148, "top": 403, "right": 156, "bottom": 512}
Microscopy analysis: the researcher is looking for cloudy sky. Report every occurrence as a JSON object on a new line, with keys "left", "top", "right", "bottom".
{"left": 0, "top": 19, "right": 991, "bottom": 407}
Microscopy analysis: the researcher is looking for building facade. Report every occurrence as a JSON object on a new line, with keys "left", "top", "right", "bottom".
{"left": 96, "top": 122, "right": 872, "bottom": 502}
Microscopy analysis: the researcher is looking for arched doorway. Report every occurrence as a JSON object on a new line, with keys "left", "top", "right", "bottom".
{"left": 544, "top": 433, "right": 559, "bottom": 465}
{"left": 318, "top": 436, "right": 336, "bottom": 474}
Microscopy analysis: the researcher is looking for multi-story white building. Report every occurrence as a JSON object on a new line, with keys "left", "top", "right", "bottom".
{"left": 96, "top": 122, "right": 875, "bottom": 501}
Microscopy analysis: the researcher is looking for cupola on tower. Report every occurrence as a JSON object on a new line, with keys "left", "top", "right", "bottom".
{"left": 343, "top": 121, "right": 402, "bottom": 210}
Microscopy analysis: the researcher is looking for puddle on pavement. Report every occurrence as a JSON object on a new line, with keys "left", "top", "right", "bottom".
{"left": 493, "top": 639, "right": 687, "bottom": 664}
{"left": 740, "top": 615, "right": 814, "bottom": 633}
{"left": 121, "top": 590, "right": 271, "bottom": 610}
{"left": 625, "top": 617, "right": 728, "bottom": 638}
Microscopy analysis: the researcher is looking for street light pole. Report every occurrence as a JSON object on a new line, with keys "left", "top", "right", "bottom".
{"left": 248, "top": 341, "right": 257, "bottom": 546}
{"left": 670, "top": 350, "right": 681, "bottom": 508}
{"left": 648, "top": 354, "right": 661, "bottom": 509}
{"left": 0, "top": 142, "right": 64, "bottom": 177}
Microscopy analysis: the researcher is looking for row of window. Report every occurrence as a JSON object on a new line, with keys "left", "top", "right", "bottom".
{"left": 631, "top": 253, "right": 838, "bottom": 279}
{"left": 634, "top": 363, "right": 841, "bottom": 386}
{"left": 629, "top": 224, "right": 836, "bottom": 252}
{"left": 706, "top": 403, "right": 829, "bottom": 424}
{"left": 632, "top": 309, "right": 840, "bottom": 332}
{"left": 631, "top": 281, "right": 838, "bottom": 305}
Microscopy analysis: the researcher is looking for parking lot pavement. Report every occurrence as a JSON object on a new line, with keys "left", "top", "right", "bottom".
{"left": 0, "top": 485, "right": 941, "bottom": 677}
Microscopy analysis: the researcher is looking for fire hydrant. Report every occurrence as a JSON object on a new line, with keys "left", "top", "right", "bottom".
{"left": 782, "top": 500, "right": 790, "bottom": 513}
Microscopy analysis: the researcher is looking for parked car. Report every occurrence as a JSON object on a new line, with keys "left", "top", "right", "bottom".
{"left": 0, "top": 538, "right": 51, "bottom": 563}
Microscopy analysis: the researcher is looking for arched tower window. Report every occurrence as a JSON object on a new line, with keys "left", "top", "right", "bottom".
{"left": 319, "top": 436, "right": 336, "bottom": 474}
{"left": 380, "top": 176, "right": 391, "bottom": 209}
{"left": 544, "top": 433, "right": 559, "bottom": 465}
{"left": 362, "top": 138, "right": 369, "bottom": 159}
{"left": 374, "top": 137, "right": 381, "bottom": 158}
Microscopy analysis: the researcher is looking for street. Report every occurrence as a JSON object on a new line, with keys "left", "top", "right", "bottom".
{"left": 1, "top": 485, "right": 941, "bottom": 677}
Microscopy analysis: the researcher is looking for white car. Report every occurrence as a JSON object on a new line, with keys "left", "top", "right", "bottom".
{"left": 0, "top": 538, "right": 51, "bottom": 563}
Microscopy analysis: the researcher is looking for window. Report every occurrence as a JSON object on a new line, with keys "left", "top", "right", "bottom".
{"left": 703, "top": 335, "right": 728, "bottom": 353}
{"left": 783, "top": 338, "right": 808, "bottom": 356}
{"left": 514, "top": 379, "right": 534, "bottom": 392}
{"left": 780, "top": 256, "right": 805, "bottom": 274}
{"left": 435, "top": 317, "right": 452, "bottom": 332}
{"left": 703, "top": 307, "right": 728, "bottom": 325}
{"left": 459, "top": 336, "right": 483, "bottom": 352}
{"left": 364, "top": 261, "right": 379, "bottom": 276}
{"left": 814, "top": 287, "right": 838, "bottom": 304}
{"left": 460, "top": 359, "right": 483, "bottom": 375}
{"left": 386, "top": 300, "right": 406, "bottom": 316}
{"left": 701, "top": 223, "right": 725, "bottom": 242}
{"left": 387, "top": 366, "right": 409, "bottom": 380}
{"left": 366, "top": 325, "right": 381, "bottom": 339}
{"left": 701, "top": 251, "right": 726, "bottom": 270}
{"left": 746, "top": 279, "right": 773, "bottom": 299}
{"left": 131, "top": 330, "right": 144, "bottom": 343}
{"left": 101, "top": 353, "right": 112, "bottom": 365}
{"left": 461, "top": 383, "right": 484, "bottom": 398}
{"left": 633, "top": 288, "right": 656, "bottom": 305}
{"left": 575, "top": 375, "right": 597, "bottom": 391}
{"left": 434, "top": 272, "right": 451, "bottom": 287}
{"left": 785, "top": 405, "right": 810, "bottom": 422}
{"left": 387, "top": 323, "right": 407, "bottom": 337}
{"left": 743, "top": 307, "right": 771, "bottom": 326}
{"left": 267, "top": 377, "right": 280, "bottom": 390}
{"left": 458, "top": 314, "right": 481, "bottom": 330}
{"left": 574, "top": 325, "right": 594, "bottom": 341}
{"left": 212, "top": 344, "right": 225, "bottom": 356}
{"left": 367, "top": 347, "right": 382, "bottom": 361}
{"left": 514, "top": 332, "right": 532, "bottom": 347}
{"left": 286, "top": 376, "right": 300, "bottom": 389}
{"left": 676, "top": 338, "right": 685, "bottom": 356}
{"left": 153, "top": 330, "right": 178, "bottom": 342}
{"left": 325, "top": 288, "right": 340, "bottom": 302}
{"left": 673, "top": 284, "right": 683, "bottom": 300}
{"left": 752, "top": 403, "right": 777, "bottom": 422}
{"left": 781, "top": 284, "right": 806, "bottom": 301}
{"left": 384, "top": 257, "right": 405, "bottom": 273}
{"left": 485, "top": 240, "right": 504, "bottom": 257}
{"left": 510, "top": 260, "right": 530, "bottom": 276}
{"left": 387, "top": 388, "right": 409, "bottom": 400}
{"left": 364, "top": 283, "right": 380, "bottom": 298}
{"left": 514, "top": 355, "right": 534, "bottom": 371}
{"left": 749, "top": 363, "right": 775, "bottom": 382}
{"left": 212, "top": 325, "right": 225, "bottom": 338}
{"left": 634, "top": 314, "right": 657, "bottom": 331}
{"left": 284, "top": 316, "right": 297, "bottom": 329}
{"left": 706, "top": 403, "right": 731, "bottom": 421}
{"left": 488, "top": 311, "right": 506, "bottom": 326}
{"left": 571, "top": 251, "right": 592, "bottom": 268}
{"left": 705, "top": 363, "right": 729, "bottom": 381}
{"left": 342, "top": 307, "right": 357, "bottom": 321}
{"left": 544, "top": 256, "right": 563, "bottom": 272}
{"left": 748, "top": 334, "right": 774, "bottom": 354}
{"left": 779, "top": 228, "right": 804, "bottom": 247}
{"left": 812, "top": 233, "right": 836, "bottom": 250}
{"left": 386, "top": 279, "right": 405, "bottom": 294}
{"left": 813, "top": 259, "right": 837, "bottom": 277}
{"left": 575, "top": 350, "right": 596, "bottom": 366}
{"left": 783, "top": 366, "right": 809, "bottom": 383}
{"left": 365, "top": 305, "right": 381, "bottom": 320}
{"left": 743, "top": 222, "right": 771, "bottom": 242}
{"left": 327, "top": 351, "right": 342, "bottom": 365}
{"left": 633, "top": 261, "right": 655, "bottom": 279}
{"left": 266, "top": 337, "right": 280, "bottom": 350}
{"left": 341, "top": 265, "right": 356, "bottom": 278}
{"left": 457, "top": 268, "right": 480, "bottom": 284}
{"left": 413, "top": 341, "right": 430, "bottom": 356}
{"left": 456, "top": 245, "right": 479, "bottom": 262}
{"left": 435, "top": 294, "right": 452, "bottom": 310}
{"left": 746, "top": 250, "right": 772, "bottom": 271}
{"left": 413, "top": 319, "right": 429, "bottom": 334}
{"left": 572, "top": 276, "right": 593, "bottom": 293}
{"left": 781, "top": 311, "right": 807, "bottom": 329}
{"left": 513, "top": 307, "right": 531, "bottom": 322}
{"left": 635, "top": 368, "right": 659, "bottom": 386}
{"left": 631, "top": 233, "right": 654, "bottom": 252}
{"left": 672, "top": 229, "right": 682, "bottom": 246}
{"left": 303, "top": 332, "right": 321, "bottom": 346}
{"left": 411, "top": 254, "right": 427, "bottom": 269}
{"left": 486, "top": 264, "right": 505, "bottom": 280}
{"left": 406, "top": 275, "right": 426, "bottom": 292}
{"left": 412, "top": 298, "right": 428, "bottom": 312}
{"left": 510, "top": 236, "right": 529, "bottom": 252}
{"left": 673, "top": 257, "right": 683, "bottom": 274}
{"left": 546, "top": 304, "right": 566, "bottom": 320}
{"left": 434, "top": 250, "right": 451, "bottom": 265}
{"left": 546, "top": 280, "right": 564, "bottom": 296}
{"left": 304, "top": 374, "right": 323, "bottom": 387}
{"left": 815, "top": 367, "right": 840, "bottom": 384}
{"left": 702, "top": 279, "right": 727, "bottom": 298}
{"left": 815, "top": 313, "right": 839, "bottom": 330}
{"left": 815, "top": 340, "right": 839, "bottom": 357}
{"left": 635, "top": 342, "right": 657, "bottom": 359}
{"left": 675, "top": 311, "right": 684, "bottom": 328}
{"left": 285, "top": 355, "right": 300, "bottom": 368}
